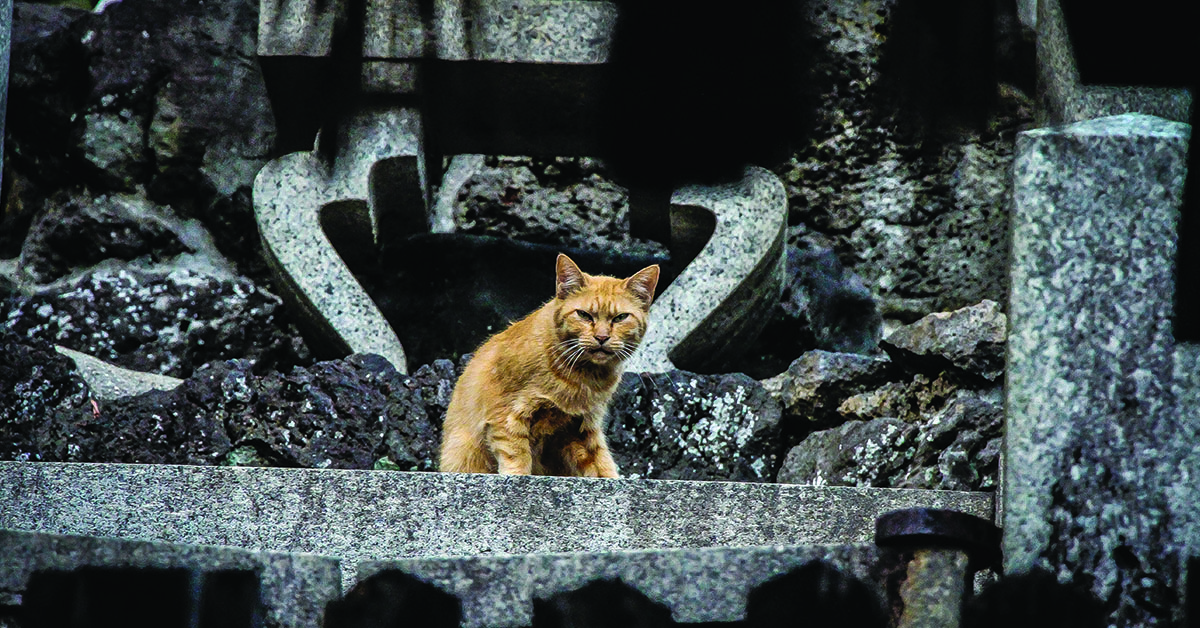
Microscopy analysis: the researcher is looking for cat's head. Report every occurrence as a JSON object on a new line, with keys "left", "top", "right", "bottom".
{"left": 552, "top": 254, "right": 660, "bottom": 370}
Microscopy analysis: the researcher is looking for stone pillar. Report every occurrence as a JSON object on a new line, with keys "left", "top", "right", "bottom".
{"left": 1005, "top": 112, "right": 1197, "bottom": 626}
{"left": 1, "top": 0, "right": 11, "bottom": 191}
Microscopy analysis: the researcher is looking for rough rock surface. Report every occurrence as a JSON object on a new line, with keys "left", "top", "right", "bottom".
{"left": 776, "top": 0, "right": 1034, "bottom": 321}
{"left": 882, "top": 299, "right": 1006, "bottom": 382}
{"left": 452, "top": 156, "right": 667, "bottom": 257}
{"left": 761, "top": 350, "right": 896, "bottom": 428}
{"left": 0, "top": 331, "right": 94, "bottom": 462}
{"left": 1, "top": 351, "right": 454, "bottom": 471}
{"left": 773, "top": 301, "right": 1005, "bottom": 491}
{"left": 2, "top": 267, "right": 310, "bottom": 379}
{"left": 607, "top": 371, "right": 784, "bottom": 482}
{"left": 6, "top": 0, "right": 276, "bottom": 282}
{"left": 15, "top": 192, "right": 220, "bottom": 284}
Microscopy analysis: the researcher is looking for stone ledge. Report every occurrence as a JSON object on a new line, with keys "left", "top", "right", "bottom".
{"left": 1, "top": 461, "right": 991, "bottom": 590}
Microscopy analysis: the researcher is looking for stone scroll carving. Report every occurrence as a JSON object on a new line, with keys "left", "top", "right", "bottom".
{"left": 253, "top": 0, "right": 788, "bottom": 374}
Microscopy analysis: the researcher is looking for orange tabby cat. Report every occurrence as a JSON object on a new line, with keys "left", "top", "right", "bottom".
{"left": 439, "top": 254, "right": 660, "bottom": 477}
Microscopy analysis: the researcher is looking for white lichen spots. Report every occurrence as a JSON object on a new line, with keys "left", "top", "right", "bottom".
{"left": 750, "top": 457, "right": 767, "bottom": 478}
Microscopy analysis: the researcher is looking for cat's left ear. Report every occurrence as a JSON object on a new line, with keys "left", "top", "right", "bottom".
{"left": 556, "top": 254, "right": 587, "bottom": 299}
{"left": 624, "top": 265, "right": 660, "bottom": 309}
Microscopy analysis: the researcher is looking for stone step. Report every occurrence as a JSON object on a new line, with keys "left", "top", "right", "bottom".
{"left": 363, "top": 543, "right": 881, "bottom": 627}
{"left": 1, "top": 528, "right": 888, "bottom": 628}
{"left": 0, "top": 529, "right": 341, "bottom": 628}
{"left": 1, "top": 461, "right": 992, "bottom": 590}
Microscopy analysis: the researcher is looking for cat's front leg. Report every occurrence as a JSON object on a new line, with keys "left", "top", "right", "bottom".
{"left": 568, "top": 428, "right": 620, "bottom": 478}
{"left": 489, "top": 414, "right": 535, "bottom": 475}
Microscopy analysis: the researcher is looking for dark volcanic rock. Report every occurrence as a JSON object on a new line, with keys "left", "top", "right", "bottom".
{"left": 3, "top": 267, "right": 310, "bottom": 378}
{"left": 0, "top": 331, "right": 92, "bottom": 462}
{"left": 1, "top": 354, "right": 453, "bottom": 470}
{"left": 5, "top": 3, "right": 90, "bottom": 189}
{"left": 762, "top": 350, "right": 896, "bottom": 427}
{"left": 453, "top": 156, "right": 667, "bottom": 257}
{"left": 777, "top": 387, "right": 1003, "bottom": 491}
{"left": 6, "top": 0, "right": 276, "bottom": 281}
{"left": 607, "top": 370, "right": 784, "bottom": 481}
{"left": 17, "top": 192, "right": 196, "bottom": 283}
{"left": 776, "top": 417, "right": 917, "bottom": 487}
{"left": 771, "top": 300, "right": 1006, "bottom": 490}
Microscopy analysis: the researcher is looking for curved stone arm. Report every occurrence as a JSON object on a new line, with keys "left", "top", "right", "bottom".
{"left": 253, "top": 109, "right": 422, "bottom": 373}
{"left": 626, "top": 166, "right": 788, "bottom": 374}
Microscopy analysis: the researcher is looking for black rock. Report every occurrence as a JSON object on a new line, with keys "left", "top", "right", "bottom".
{"left": 1, "top": 352, "right": 451, "bottom": 470}
{"left": 7, "top": 0, "right": 277, "bottom": 281}
{"left": 776, "top": 417, "right": 917, "bottom": 487}
{"left": 18, "top": 192, "right": 194, "bottom": 283}
{"left": 0, "top": 329, "right": 92, "bottom": 462}
{"left": 607, "top": 370, "right": 784, "bottom": 481}
{"left": 2, "top": 267, "right": 311, "bottom": 378}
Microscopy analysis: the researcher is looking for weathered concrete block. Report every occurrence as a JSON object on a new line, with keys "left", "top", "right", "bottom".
{"left": 0, "top": 530, "right": 341, "bottom": 628}
{"left": 1006, "top": 113, "right": 1196, "bottom": 625}
{"left": 366, "top": 544, "right": 881, "bottom": 627}
{"left": 0, "top": 462, "right": 992, "bottom": 591}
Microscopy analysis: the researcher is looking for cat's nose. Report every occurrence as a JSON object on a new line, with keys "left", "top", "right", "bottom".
{"left": 595, "top": 334, "right": 610, "bottom": 345}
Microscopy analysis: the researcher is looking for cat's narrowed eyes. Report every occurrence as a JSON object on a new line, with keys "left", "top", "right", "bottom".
{"left": 574, "top": 310, "right": 632, "bottom": 324}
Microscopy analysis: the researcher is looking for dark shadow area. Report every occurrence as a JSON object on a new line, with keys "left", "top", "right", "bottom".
{"left": 17, "top": 567, "right": 262, "bottom": 628}
{"left": 364, "top": 234, "right": 671, "bottom": 366}
{"left": 1188, "top": 556, "right": 1199, "bottom": 628}
{"left": 533, "top": 579, "right": 675, "bottom": 628}
{"left": 961, "top": 569, "right": 1105, "bottom": 628}
{"left": 325, "top": 570, "right": 461, "bottom": 628}
{"left": 600, "top": 0, "right": 814, "bottom": 191}
{"left": 873, "top": 0, "right": 1030, "bottom": 147}
{"left": 745, "top": 561, "right": 886, "bottom": 628}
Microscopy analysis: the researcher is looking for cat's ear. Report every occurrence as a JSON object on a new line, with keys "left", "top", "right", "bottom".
{"left": 624, "top": 264, "right": 660, "bottom": 308}
{"left": 556, "top": 254, "right": 587, "bottom": 299}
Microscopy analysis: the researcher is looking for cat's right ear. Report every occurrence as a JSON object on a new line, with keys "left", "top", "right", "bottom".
{"left": 556, "top": 254, "right": 587, "bottom": 299}
{"left": 624, "top": 264, "right": 660, "bottom": 309}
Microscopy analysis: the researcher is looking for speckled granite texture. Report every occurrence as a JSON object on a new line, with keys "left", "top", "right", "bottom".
{"left": 0, "top": 462, "right": 992, "bottom": 592}
{"left": 1006, "top": 113, "right": 1195, "bottom": 626}
{"left": 0, "top": 529, "right": 342, "bottom": 628}
{"left": 258, "top": 0, "right": 343, "bottom": 56}
{"left": 366, "top": 544, "right": 881, "bottom": 626}
{"left": 253, "top": 108, "right": 420, "bottom": 371}
{"left": 432, "top": 0, "right": 616, "bottom": 62}
{"left": 53, "top": 345, "right": 182, "bottom": 401}
{"left": 626, "top": 166, "right": 788, "bottom": 373}
{"left": 1035, "top": 0, "right": 1191, "bottom": 125}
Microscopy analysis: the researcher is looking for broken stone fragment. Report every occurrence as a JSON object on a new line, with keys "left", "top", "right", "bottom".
{"left": 882, "top": 299, "right": 1006, "bottom": 382}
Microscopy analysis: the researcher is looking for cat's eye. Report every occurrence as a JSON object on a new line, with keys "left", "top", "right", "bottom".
{"left": 612, "top": 313, "right": 631, "bottom": 323}
{"left": 575, "top": 309, "right": 594, "bottom": 322}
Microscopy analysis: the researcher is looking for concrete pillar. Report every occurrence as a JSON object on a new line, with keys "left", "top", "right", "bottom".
{"left": 1005, "top": 112, "right": 1197, "bottom": 625}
